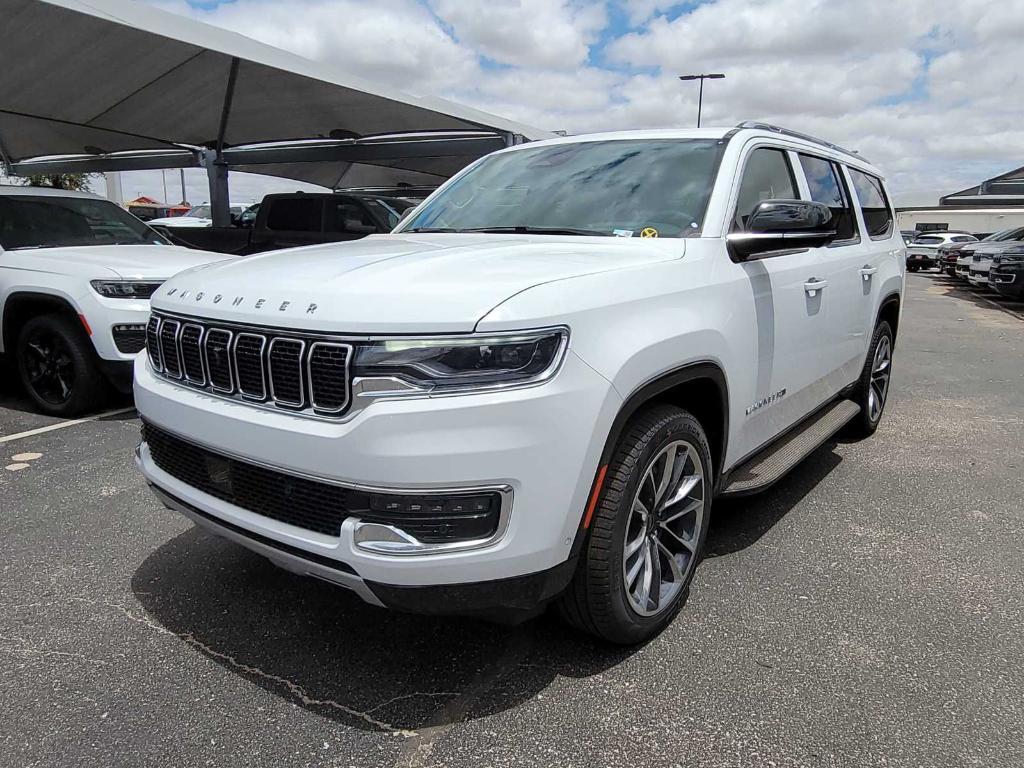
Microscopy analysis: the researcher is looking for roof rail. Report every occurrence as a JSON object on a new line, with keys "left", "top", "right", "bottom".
{"left": 735, "top": 122, "right": 867, "bottom": 163}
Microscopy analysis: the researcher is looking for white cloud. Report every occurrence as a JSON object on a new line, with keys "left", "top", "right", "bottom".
{"left": 135, "top": 0, "right": 1024, "bottom": 207}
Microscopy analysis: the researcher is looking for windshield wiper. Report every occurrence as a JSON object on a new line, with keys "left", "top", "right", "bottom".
{"left": 454, "top": 226, "right": 611, "bottom": 237}
{"left": 404, "top": 227, "right": 459, "bottom": 233}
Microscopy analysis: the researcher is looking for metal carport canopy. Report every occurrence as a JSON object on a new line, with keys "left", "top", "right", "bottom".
{"left": 0, "top": 0, "right": 553, "bottom": 222}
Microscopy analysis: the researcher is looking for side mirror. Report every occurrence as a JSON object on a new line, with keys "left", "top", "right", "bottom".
{"left": 727, "top": 200, "right": 837, "bottom": 261}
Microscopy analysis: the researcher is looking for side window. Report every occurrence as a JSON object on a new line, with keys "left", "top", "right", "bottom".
{"left": 733, "top": 148, "right": 797, "bottom": 231}
{"left": 265, "top": 198, "right": 323, "bottom": 232}
{"left": 848, "top": 168, "right": 894, "bottom": 240}
{"left": 797, "top": 154, "right": 857, "bottom": 242}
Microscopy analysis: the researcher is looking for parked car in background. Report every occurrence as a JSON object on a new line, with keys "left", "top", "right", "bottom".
{"left": 944, "top": 226, "right": 1024, "bottom": 277}
{"left": 989, "top": 245, "right": 1024, "bottom": 299}
{"left": 147, "top": 203, "right": 249, "bottom": 228}
{"left": 152, "top": 192, "right": 415, "bottom": 255}
{"left": 134, "top": 125, "right": 904, "bottom": 643}
{"left": 906, "top": 231, "right": 975, "bottom": 271}
{"left": 0, "top": 186, "right": 230, "bottom": 416}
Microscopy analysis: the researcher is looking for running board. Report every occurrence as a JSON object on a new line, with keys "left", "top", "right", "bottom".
{"left": 721, "top": 399, "right": 861, "bottom": 497}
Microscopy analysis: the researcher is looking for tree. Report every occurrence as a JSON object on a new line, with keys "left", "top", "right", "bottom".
{"left": 19, "top": 173, "right": 99, "bottom": 191}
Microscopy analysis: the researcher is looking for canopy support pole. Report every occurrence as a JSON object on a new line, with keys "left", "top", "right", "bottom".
{"left": 207, "top": 56, "right": 240, "bottom": 227}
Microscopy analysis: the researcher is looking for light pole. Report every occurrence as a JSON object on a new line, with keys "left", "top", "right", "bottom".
{"left": 678, "top": 73, "right": 725, "bottom": 128}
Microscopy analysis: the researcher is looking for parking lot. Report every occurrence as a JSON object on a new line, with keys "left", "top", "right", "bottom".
{"left": 1, "top": 273, "right": 1021, "bottom": 768}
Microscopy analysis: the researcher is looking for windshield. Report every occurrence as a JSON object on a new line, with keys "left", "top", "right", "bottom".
{"left": 913, "top": 235, "right": 944, "bottom": 244}
{"left": 401, "top": 139, "right": 724, "bottom": 238}
{"left": 185, "top": 205, "right": 212, "bottom": 219}
{"left": 986, "top": 226, "right": 1024, "bottom": 241}
{"left": 364, "top": 197, "right": 414, "bottom": 229}
{"left": 0, "top": 195, "right": 168, "bottom": 250}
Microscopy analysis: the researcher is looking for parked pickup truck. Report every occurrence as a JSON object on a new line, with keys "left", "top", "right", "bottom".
{"left": 0, "top": 185, "right": 229, "bottom": 416}
{"left": 135, "top": 124, "right": 904, "bottom": 644}
{"left": 152, "top": 192, "right": 415, "bottom": 255}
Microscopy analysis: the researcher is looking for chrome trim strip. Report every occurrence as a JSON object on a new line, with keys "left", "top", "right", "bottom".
{"left": 204, "top": 328, "right": 236, "bottom": 394}
{"left": 268, "top": 337, "right": 306, "bottom": 408}
{"left": 233, "top": 332, "right": 268, "bottom": 401}
{"left": 306, "top": 341, "right": 352, "bottom": 414}
{"left": 180, "top": 323, "right": 207, "bottom": 386}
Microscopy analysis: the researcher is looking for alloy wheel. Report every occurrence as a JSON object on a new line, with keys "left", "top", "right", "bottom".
{"left": 868, "top": 335, "right": 891, "bottom": 423}
{"left": 622, "top": 440, "right": 705, "bottom": 617}
{"left": 23, "top": 330, "right": 76, "bottom": 405}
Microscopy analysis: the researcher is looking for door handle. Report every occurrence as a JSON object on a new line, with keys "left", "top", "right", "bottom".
{"left": 860, "top": 265, "right": 878, "bottom": 280}
{"left": 803, "top": 278, "right": 828, "bottom": 297}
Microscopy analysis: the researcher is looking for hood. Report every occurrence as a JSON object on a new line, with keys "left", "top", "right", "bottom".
{"left": 152, "top": 232, "right": 683, "bottom": 333}
{"left": 1, "top": 244, "right": 232, "bottom": 280}
{"left": 973, "top": 241, "right": 1024, "bottom": 257}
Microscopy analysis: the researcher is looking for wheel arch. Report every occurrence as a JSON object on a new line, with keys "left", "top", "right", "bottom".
{"left": 568, "top": 361, "right": 730, "bottom": 560}
{"left": 1, "top": 290, "right": 83, "bottom": 355}
{"left": 876, "top": 291, "right": 901, "bottom": 344}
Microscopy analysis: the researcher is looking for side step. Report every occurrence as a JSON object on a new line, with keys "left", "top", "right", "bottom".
{"left": 721, "top": 399, "right": 861, "bottom": 497}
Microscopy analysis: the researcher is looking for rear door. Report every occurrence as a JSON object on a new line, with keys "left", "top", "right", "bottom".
{"left": 845, "top": 167, "right": 899, "bottom": 371}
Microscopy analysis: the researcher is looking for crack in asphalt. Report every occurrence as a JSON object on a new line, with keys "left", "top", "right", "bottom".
{"left": 66, "top": 597, "right": 458, "bottom": 737}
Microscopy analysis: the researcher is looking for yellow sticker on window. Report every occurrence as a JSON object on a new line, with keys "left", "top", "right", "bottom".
{"left": 640, "top": 227, "right": 659, "bottom": 238}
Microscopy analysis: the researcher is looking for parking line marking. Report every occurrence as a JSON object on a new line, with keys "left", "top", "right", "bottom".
{"left": 0, "top": 407, "right": 136, "bottom": 445}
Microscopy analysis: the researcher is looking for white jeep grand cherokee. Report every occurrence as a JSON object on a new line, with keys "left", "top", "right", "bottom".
{"left": 0, "top": 186, "right": 229, "bottom": 416}
{"left": 135, "top": 124, "right": 904, "bottom": 644}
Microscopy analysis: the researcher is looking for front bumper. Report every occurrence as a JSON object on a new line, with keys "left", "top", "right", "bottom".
{"left": 968, "top": 268, "right": 991, "bottom": 287}
{"left": 990, "top": 265, "right": 1024, "bottom": 297}
{"left": 134, "top": 350, "right": 619, "bottom": 594}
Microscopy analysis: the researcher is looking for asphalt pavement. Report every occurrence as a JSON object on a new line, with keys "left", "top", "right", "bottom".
{"left": 1, "top": 273, "right": 1021, "bottom": 767}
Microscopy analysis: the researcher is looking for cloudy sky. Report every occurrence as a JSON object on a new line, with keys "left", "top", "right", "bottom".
{"left": 111, "top": 0, "right": 1024, "bottom": 207}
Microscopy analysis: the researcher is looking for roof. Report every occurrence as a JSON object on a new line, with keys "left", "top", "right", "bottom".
{"left": 0, "top": 184, "right": 100, "bottom": 199}
{"left": 940, "top": 164, "right": 1024, "bottom": 207}
{"left": 0, "top": 0, "right": 553, "bottom": 186}
{"left": 487, "top": 124, "right": 882, "bottom": 174}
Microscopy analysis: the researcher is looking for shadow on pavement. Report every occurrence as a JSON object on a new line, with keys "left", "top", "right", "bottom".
{"left": 132, "top": 437, "right": 848, "bottom": 731}
{"left": 706, "top": 442, "right": 844, "bottom": 558}
{"left": 927, "top": 273, "right": 1024, "bottom": 317}
{"left": 132, "top": 527, "right": 634, "bottom": 733}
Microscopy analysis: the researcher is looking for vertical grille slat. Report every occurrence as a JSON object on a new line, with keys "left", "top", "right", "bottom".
{"left": 204, "top": 329, "right": 234, "bottom": 392}
{"left": 180, "top": 324, "right": 206, "bottom": 385}
{"left": 308, "top": 342, "right": 351, "bottom": 413}
{"left": 234, "top": 333, "right": 267, "bottom": 400}
{"left": 159, "top": 320, "right": 181, "bottom": 379}
{"left": 150, "top": 313, "right": 353, "bottom": 418}
{"left": 268, "top": 339, "right": 305, "bottom": 407}
{"left": 146, "top": 315, "right": 162, "bottom": 371}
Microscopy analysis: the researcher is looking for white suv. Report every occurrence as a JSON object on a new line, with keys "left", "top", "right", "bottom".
{"left": 134, "top": 124, "right": 904, "bottom": 643}
{"left": 0, "top": 186, "right": 230, "bottom": 415}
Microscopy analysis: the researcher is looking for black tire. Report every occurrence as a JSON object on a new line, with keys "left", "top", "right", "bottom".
{"left": 907, "top": 265, "right": 919, "bottom": 273}
{"left": 946, "top": 268, "right": 957, "bottom": 277}
{"left": 558, "top": 404, "right": 713, "bottom": 644}
{"left": 846, "top": 320, "right": 893, "bottom": 439}
{"left": 16, "top": 314, "right": 110, "bottom": 417}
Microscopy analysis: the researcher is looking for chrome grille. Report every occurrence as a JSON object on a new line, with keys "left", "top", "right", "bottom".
{"left": 268, "top": 338, "right": 305, "bottom": 406}
{"left": 234, "top": 333, "right": 267, "bottom": 399}
{"left": 148, "top": 312, "right": 352, "bottom": 417}
{"left": 205, "top": 329, "right": 233, "bottom": 391}
{"left": 159, "top": 319, "right": 182, "bottom": 379}
{"left": 180, "top": 324, "right": 205, "bottom": 384}
{"left": 146, "top": 315, "right": 162, "bottom": 371}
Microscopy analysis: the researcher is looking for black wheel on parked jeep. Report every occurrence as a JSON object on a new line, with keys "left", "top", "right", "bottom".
{"left": 558, "top": 405, "right": 712, "bottom": 644}
{"left": 907, "top": 265, "right": 919, "bottom": 272}
{"left": 846, "top": 320, "right": 893, "bottom": 439}
{"left": 16, "top": 314, "right": 109, "bottom": 417}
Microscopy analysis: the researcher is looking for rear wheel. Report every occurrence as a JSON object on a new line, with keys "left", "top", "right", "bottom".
{"left": 16, "top": 314, "right": 109, "bottom": 417}
{"left": 846, "top": 321, "right": 893, "bottom": 438}
{"left": 907, "top": 265, "right": 919, "bottom": 273}
{"left": 558, "top": 405, "right": 712, "bottom": 644}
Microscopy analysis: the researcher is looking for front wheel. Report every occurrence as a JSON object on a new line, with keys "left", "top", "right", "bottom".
{"left": 558, "top": 405, "right": 712, "bottom": 644}
{"left": 846, "top": 321, "right": 893, "bottom": 438}
{"left": 16, "top": 314, "right": 110, "bottom": 417}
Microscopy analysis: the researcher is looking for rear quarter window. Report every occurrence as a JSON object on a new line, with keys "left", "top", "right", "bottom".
{"left": 848, "top": 168, "right": 893, "bottom": 240}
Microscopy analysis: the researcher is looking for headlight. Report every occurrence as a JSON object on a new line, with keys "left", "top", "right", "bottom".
{"left": 90, "top": 280, "right": 163, "bottom": 299}
{"left": 352, "top": 328, "right": 568, "bottom": 392}
{"left": 998, "top": 249, "right": 1024, "bottom": 263}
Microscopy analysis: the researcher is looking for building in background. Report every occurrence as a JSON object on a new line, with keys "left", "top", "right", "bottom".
{"left": 898, "top": 164, "right": 1024, "bottom": 236}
